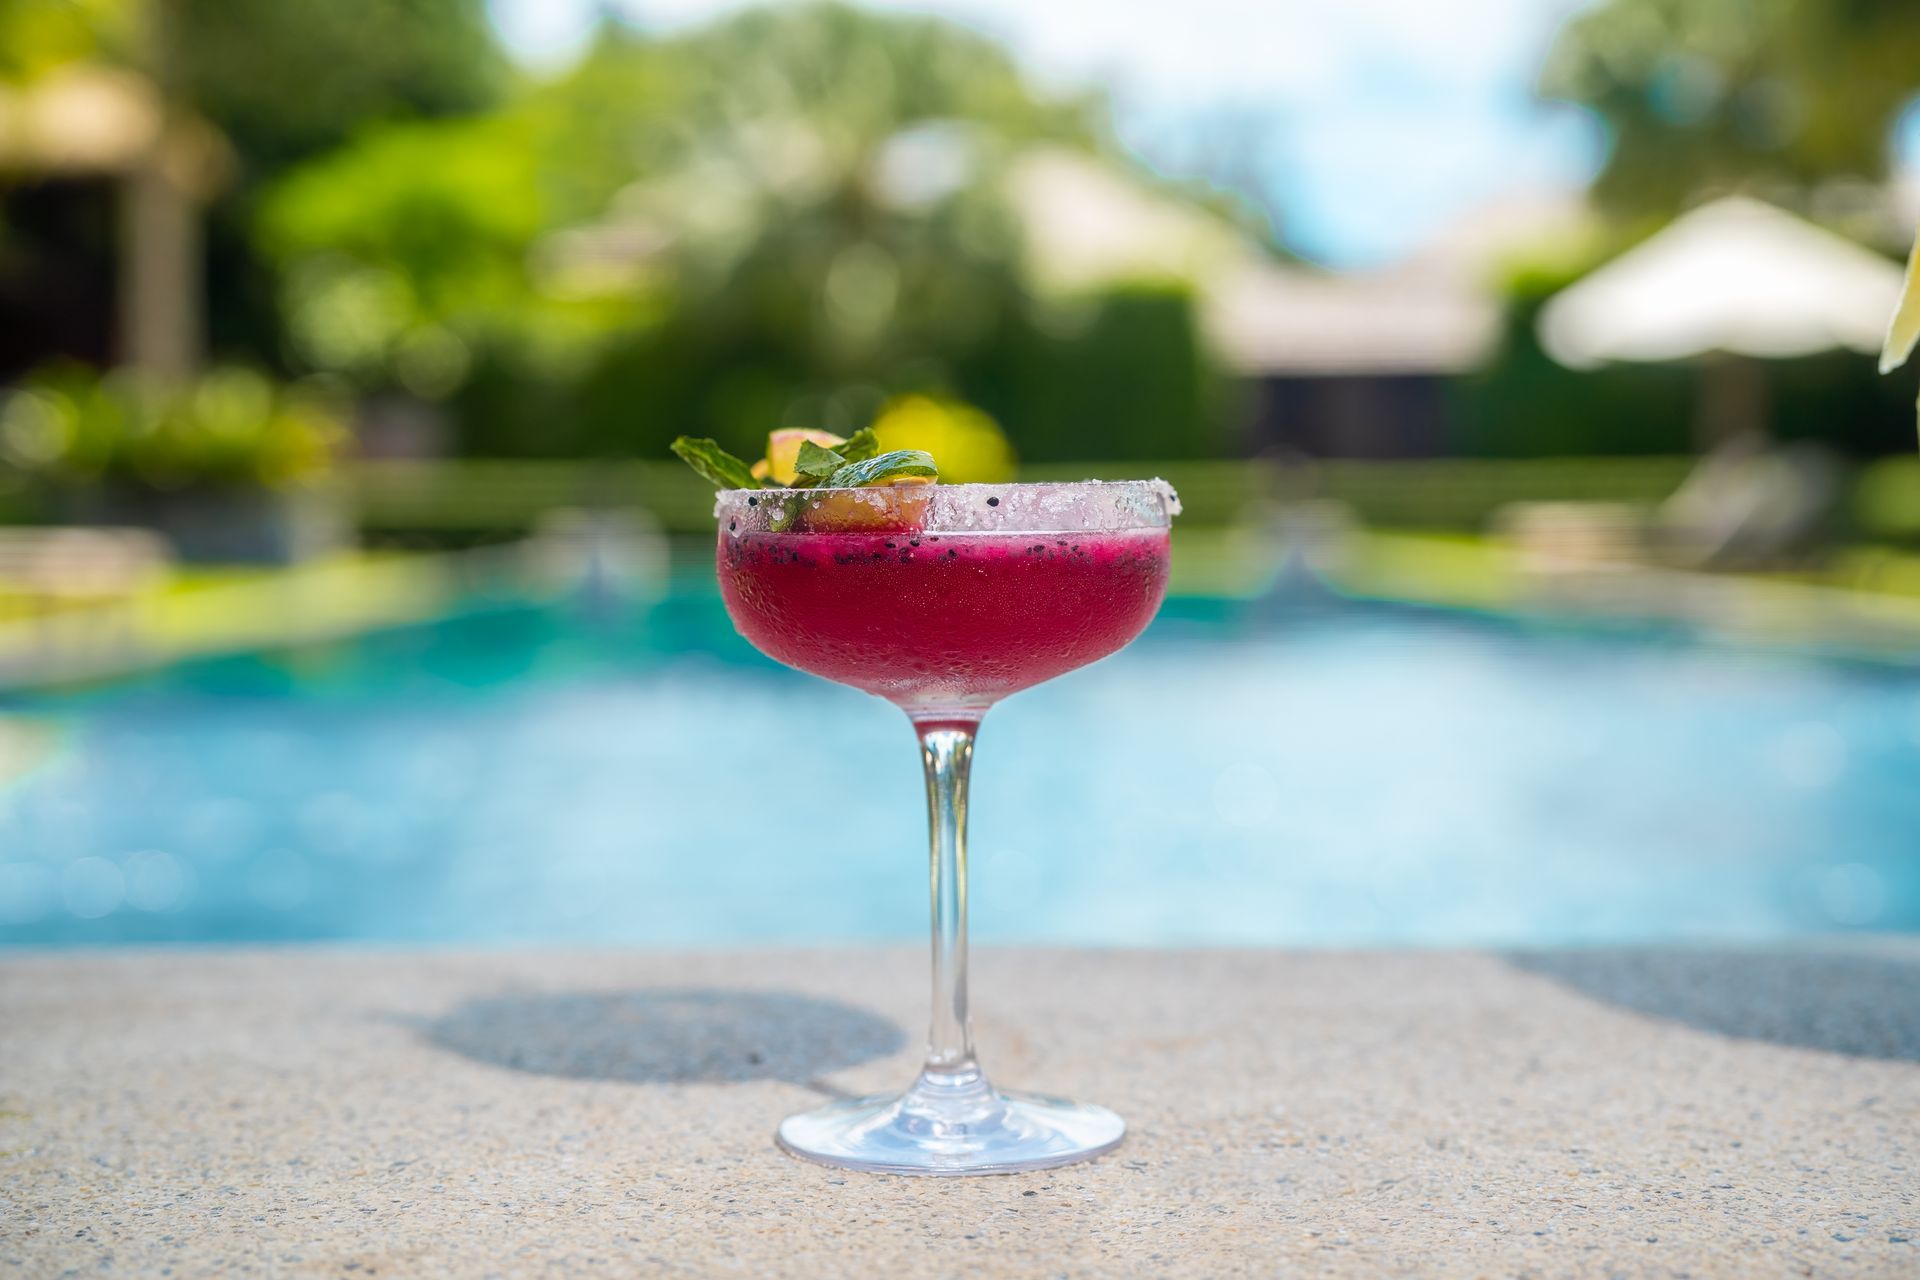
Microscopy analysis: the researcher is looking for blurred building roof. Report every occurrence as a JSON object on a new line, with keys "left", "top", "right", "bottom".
{"left": 1006, "top": 147, "right": 1502, "bottom": 377}
{"left": 1538, "top": 196, "right": 1906, "bottom": 368}
{"left": 1004, "top": 148, "right": 1253, "bottom": 293}
{"left": 1204, "top": 265, "right": 1499, "bottom": 377}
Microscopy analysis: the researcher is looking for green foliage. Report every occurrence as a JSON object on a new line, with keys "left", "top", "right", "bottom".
{"left": 791, "top": 439, "right": 851, "bottom": 484}
{"left": 972, "top": 283, "right": 1228, "bottom": 463}
{"left": 176, "top": 0, "right": 508, "bottom": 375}
{"left": 255, "top": 114, "right": 567, "bottom": 391}
{"left": 0, "top": 0, "right": 502, "bottom": 177}
{"left": 168, "top": 0, "right": 504, "bottom": 175}
{"left": 544, "top": 5, "right": 1092, "bottom": 459}
{"left": 1542, "top": 0, "right": 1920, "bottom": 217}
{"left": 0, "top": 0, "right": 135, "bottom": 80}
{"left": 821, "top": 449, "right": 937, "bottom": 488}
{"left": 669, "top": 429, "right": 933, "bottom": 491}
{"left": 668, "top": 437, "right": 760, "bottom": 491}
{"left": 253, "top": 1, "right": 1229, "bottom": 464}
{"left": 0, "top": 0, "right": 510, "bottom": 381}
{"left": 1454, "top": 267, "right": 1696, "bottom": 456}
{"left": 0, "top": 365, "right": 346, "bottom": 490}
{"left": 651, "top": 2, "right": 1095, "bottom": 153}
{"left": 1854, "top": 456, "right": 1920, "bottom": 539}
{"left": 830, "top": 428, "right": 880, "bottom": 464}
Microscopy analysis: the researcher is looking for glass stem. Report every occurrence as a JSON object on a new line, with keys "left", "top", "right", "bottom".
{"left": 917, "top": 722, "right": 980, "bottom": 1081}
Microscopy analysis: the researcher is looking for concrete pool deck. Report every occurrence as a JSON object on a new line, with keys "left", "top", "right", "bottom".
{"left": 2, "top": 946, "right": 1916, "bottom": 1277}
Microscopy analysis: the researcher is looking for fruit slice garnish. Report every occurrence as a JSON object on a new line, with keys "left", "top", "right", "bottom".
{"left": 763, "top": 428, "right": 847, "bottom": 486}
{"left": 797, "top": 477, "right": 933, "bottom": 533}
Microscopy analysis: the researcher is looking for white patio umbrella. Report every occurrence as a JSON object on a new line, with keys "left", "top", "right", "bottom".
{"left": 1539, "top": 196, "right": 1906, "bottom": 449}
{"left": 1540, "top": 196, "right": 1905, "bottom": 369}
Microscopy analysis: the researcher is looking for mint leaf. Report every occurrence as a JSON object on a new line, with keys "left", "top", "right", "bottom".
{"left": 790, "top": 439, "right": 848, "bottom": 486}
{"left": 671, "top": 436, "right": 760, "bottom": 491}
{"left": 824, "top": 450, "right": 938, "bottom": 488}
{"left": 833, "top": 427, "right": 880, "bottom": 464}
{"left": 673, "top": 429, "right": 929, "bottom": 493}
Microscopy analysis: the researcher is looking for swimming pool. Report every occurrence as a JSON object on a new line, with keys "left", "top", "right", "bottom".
{"left": 3, "top": 585, "right": 1917, "bottom": 947}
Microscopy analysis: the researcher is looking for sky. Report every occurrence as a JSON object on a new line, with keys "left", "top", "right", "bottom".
{"left": 487, "top": 0, "right": 1595, "bottom": 268}
{"left": 489, "top": 0, "right": 1609, "bottom": 268}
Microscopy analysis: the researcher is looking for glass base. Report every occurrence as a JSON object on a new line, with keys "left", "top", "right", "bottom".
{"left": 776, "top": 1067, "right": 1124, "bottom": 1176}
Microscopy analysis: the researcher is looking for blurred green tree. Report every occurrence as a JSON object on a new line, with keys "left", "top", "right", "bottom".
{"left": 171, "top": 0, "right": 505, "bottom": 365}
{"left": 165, "top": 0, "right": 503, "bottom": 175}
{"left": 1542, "top": 0, "right": 1920, "bottom": 219}
{"left": 0, "top": 0, "right": 503, "bottom": 172}
{"left": 0, "top": 0, "right": 506, "bottom": 370}
{"left": 558, "top": 8, "right": 1077, "bottom": 459}
{"left": 259, "top": 3, "right": 1230, "bottom": 463}
{"left": 967, "top": 283, "right": 1226, "bottom": 463}
{"left": 0, "top": 0, "right": 135, "bottom": 78}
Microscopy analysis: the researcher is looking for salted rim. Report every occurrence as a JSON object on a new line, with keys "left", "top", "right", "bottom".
{"left": 712, "top": 478, "right": 1181, "bottom": 533}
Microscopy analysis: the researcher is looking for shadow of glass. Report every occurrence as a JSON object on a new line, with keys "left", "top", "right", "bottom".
{"left": 1505, "top": 948, "right": 1920, "bottom": 1063}
{"left": 413, "top": 988, "right": 905, "bottom": 1087}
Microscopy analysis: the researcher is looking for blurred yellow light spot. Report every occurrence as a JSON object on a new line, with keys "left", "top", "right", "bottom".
{"left": 869, "top": 396, "right": 1015, "bottom": 484}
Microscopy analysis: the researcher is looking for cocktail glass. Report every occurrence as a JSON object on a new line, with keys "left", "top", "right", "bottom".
{"left": 714, "top": 479, "right": 1179, "bottom": 1175}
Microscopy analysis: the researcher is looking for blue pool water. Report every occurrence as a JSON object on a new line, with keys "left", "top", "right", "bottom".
{"left": 2, "top": 587, "right": 1918, "bottom": 947}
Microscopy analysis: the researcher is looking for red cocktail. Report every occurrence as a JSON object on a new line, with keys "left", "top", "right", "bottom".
{"left": 712, "top": 480, "right": 1179, "bottom": 1175}
{"left": 719, "top": 524, "right": 1170, "bottom": 722}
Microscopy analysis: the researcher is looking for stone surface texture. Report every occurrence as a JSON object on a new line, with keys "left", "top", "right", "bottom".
{"left": 2, "top": 946, "right": 1916, "bottom": 1278}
